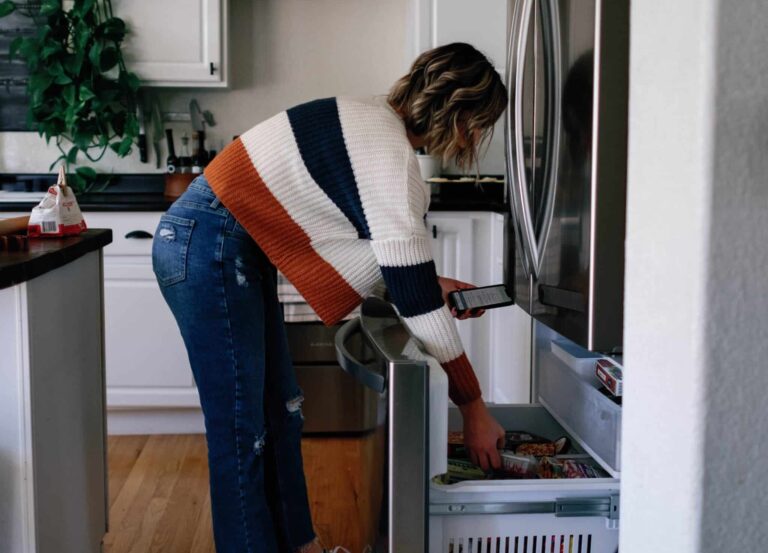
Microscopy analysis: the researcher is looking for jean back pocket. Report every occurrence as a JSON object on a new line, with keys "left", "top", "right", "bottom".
{"left": 152, "top": 214, "right": 195, "bottom": 287}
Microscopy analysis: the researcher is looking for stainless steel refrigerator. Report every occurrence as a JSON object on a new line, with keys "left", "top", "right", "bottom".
{"left": 506, "top": 0, "right": 629, "bottom": 352}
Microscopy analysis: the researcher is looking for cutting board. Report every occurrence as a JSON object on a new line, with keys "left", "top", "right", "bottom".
{"left": 0, "top": 216, "right": 30, "bottom": 236}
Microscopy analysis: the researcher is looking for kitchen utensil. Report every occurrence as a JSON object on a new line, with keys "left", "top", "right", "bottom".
{"left": 151, "top": 96, "right": 164, "bottom": 169}
{"left": 189, "top": 99, "right": 205, "bottom": 132}
{"left": 136, "top": 93, "right": 148, "bottom": 163}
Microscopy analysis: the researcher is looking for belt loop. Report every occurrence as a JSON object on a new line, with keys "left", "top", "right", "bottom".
{"left": 210, "top": 196, "right": 221, "bottom": 209}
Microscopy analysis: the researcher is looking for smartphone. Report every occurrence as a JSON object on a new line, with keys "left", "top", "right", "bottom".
{"left": 448, "top": 284, "right": 514, "bottom": 314}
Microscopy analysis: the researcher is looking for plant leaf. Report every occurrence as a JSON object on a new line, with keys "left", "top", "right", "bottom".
{"left": 40, "top": 0, "right": 61, "bottom": 16}
{"left": 88, "top": 42, "right": 103, "bottom": 69}
{"left": 0, "top": 1, "right": 15, "bottom": 18}
{"left": 100, "top": 18, "right": 126, "bottom": 41}
{"left": 41, "top": 43, "right": 63, "bottom": 60}
{"left": 99, "top": 46, "right": 119, "bottom": 72}
{"left": 79, "top": 84, "right": 96, "bottom": 101}
{"left": 67, "top": 146, "right": 79, "bottom": 165}
{"left": 74, "top": 130, "right": 93, "bottom": 151}
{"left": 117, "top": 135, "right": 133, "bottom": 157}
{"left": 75, "top": 166, "right": 97, "bottom": 180}
{"left": 9, "top": 37, "right": 23, "bottom": 61}
{"left": 63, "top": 84, "right": 76, "bottom": 105}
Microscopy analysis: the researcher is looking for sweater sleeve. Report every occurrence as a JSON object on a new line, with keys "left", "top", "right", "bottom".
{"left": 369, "top": 235, "right": 482, "bottom": 405}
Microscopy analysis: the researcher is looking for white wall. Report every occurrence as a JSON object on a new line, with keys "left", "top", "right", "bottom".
{"left": 0, "top": 0, "right": 410, "bottom": 173}
{"left": 622, "top": 0, "right": 768, "bottom": 551}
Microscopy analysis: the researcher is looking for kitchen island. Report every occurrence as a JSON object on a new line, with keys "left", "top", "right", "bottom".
{"left": 0, "top": 229, "right": 112, "bottom": 553}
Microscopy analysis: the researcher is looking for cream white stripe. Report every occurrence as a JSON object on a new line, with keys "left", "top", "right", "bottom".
{"left": 240, "top": 112, "right": 359, "bottom": 241}
{"left": 370, "top": 236, "right": 433, "bottom": 267}
{"left": 312, "top": 239, "right": 383, "bottom": 297}
{"left": 401, "top": 305, "right": 465, "bottom": 364}
{"left": 337, "top": 98, "right": 429, "bottom": 241}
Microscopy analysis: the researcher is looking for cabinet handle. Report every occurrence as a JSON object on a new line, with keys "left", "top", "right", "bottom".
{"left": 432, "top": 225, "right": 438, "bottom": 239}
{"left": 125, "top": 230, "right": 153, "bottom": 239}
{"left": 210, "top": 62, "right": 216, "bottom": 75}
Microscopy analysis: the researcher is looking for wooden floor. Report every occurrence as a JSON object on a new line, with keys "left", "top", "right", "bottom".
{"left": 105, "top": 435, "right": 215, "bottom": 553}
{"left": 105, "top": 433, "right": 384, "bottom": 553}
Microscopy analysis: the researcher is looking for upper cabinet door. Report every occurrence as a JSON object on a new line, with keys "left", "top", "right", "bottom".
{"left": 413, "top": 0, "right": 508, "bottom": 77}
{"left": 112, "top": 0, "right": 228, "bottom": 87}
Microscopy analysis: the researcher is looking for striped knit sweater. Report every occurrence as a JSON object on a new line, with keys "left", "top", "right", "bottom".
{"left": 205, "top": 96, "right": 481, "bottom": 405}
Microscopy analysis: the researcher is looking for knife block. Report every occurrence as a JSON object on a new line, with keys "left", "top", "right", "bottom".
{"left": 164, "top": 173, "right": 196, "bottom": 200}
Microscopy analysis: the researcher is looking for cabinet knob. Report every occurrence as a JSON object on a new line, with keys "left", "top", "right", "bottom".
{"left": 125, "top": 230, "right": 153, "bottom": 239}
{"left": 432, "top": 225, "right": 438, "bottom": 239}
{"left": 210, "top": 62, "right": 216, "bottom": 75}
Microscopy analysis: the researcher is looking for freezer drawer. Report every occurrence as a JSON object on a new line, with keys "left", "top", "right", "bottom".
{"left": 430, "top": 405, "right": 619, "bottom": 553}
{"left": 335, "top": 299, "right": 620, "bottom": 553}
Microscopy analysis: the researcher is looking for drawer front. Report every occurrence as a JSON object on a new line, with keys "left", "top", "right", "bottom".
{"left": 84, "top": 212, "right": 163, "bottom": 256}
{"left": 535, "top": 326, "right": 622, "bottom": 476}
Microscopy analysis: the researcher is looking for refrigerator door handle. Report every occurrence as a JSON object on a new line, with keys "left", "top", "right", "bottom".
{"left": 533, "top": 0, "right": 564, "bottom": 275}
{"left": 506, "top": 0, "right": 537, "bottom": 278}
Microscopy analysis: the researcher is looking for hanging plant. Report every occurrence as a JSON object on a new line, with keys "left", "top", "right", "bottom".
{"left": 0, "top": 0, "right": 141, "bottom": 193}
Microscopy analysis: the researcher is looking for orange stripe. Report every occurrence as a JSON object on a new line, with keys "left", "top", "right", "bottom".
{"left": 205, "top": 139, "right": 362, "bottom": 325}
{"left": 441, "top": 353, "right": 482, "bottom": 405}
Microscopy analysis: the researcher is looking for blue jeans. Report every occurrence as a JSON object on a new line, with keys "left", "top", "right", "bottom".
{"left": 152, "top": 176, "right": 315, "bottom": 553}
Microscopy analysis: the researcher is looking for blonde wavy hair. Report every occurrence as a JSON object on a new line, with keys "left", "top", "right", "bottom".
{"left": 388, "top": 43, "right": 508, "bottom": 171}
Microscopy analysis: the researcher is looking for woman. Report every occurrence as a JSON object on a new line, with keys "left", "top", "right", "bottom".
{"left": 152, "top": 42, "right": 508, "bottom": 553}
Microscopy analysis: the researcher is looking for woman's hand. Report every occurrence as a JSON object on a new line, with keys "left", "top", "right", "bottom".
{"left": 459, "top": 397, "right": 505, "bottom": 471}
{"left": 438, "top": 276, "right": 486, "bottom": 320}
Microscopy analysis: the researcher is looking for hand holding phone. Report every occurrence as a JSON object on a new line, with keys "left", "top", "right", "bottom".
{"left": 448, "top": 284, "right": 514, "bottom": 316}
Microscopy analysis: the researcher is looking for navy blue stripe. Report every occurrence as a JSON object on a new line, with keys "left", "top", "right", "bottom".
{"left": 286, "top": 98, "right": 370, "bottom": 239}
{"left": 380, "top": 261, "right": 444, "bottom": 318}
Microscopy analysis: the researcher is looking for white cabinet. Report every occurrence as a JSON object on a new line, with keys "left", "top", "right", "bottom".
{"left": 112, "top": 0, "right": 228, "bottom": 87}
{"left": 84, "top": 212, "right": 203, "bottom": 435}
{"left": 0, "top": 250, "right": 107, "bottom": 553}
{"left": 412, "top": 0, "right": 508, "bottom": 74}
{"left": 427, "top": 211, "right": 530, "bottom": 404}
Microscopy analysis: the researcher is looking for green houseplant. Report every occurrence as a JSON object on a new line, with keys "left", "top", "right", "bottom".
{"left": 0, "top": 0, "right": 141, "bottom": 192}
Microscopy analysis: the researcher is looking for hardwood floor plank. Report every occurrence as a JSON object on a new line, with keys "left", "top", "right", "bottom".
{"left": 149, "top": 436, "right": 211, "bottom": 553}
{"left": 107, "top": 435, "right": 150, "bottom": 509}
{"left": 105, "top": 432, "right": 383, "bottom": 553}
{"left": 105, "top": 435, "right": 191, "bottom": 553}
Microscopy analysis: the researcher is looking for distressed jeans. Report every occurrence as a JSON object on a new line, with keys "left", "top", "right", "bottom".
{"left": 152, "top": 176, "right": 316, "bottom": 552}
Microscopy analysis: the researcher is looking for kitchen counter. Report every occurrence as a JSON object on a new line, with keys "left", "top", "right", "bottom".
{"left": 1, "top": 227, "right": 110, "bottom": 553}
{"left": 0, "top": 174, "right": 508, "bottom": 213}
{"left": 0, "top": 229, "right": 113, "bottom": 289}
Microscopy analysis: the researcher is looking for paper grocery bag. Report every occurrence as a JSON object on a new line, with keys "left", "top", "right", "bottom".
{"left": 28, "top": 167, "right": 88, "bottom": 238}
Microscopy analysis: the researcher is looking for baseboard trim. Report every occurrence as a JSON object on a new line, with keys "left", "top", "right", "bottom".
{"left": 107, "top": 408, "right": 205, "bottom": 435}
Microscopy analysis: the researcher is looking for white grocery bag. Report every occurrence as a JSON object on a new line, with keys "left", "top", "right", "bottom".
{"left": 28, "top": 167, "right": 88, "bottom": 238}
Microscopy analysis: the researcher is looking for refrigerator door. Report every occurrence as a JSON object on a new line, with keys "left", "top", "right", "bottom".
{"left": 506, "top": 0, "right": 629, "bottom": 352}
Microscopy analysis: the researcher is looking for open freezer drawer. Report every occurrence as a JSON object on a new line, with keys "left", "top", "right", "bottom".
{"left": 430, "top": 405, "right": 619, "bottom": 553}
{"left": 335, "top": 299, "right": 621, "bottom": 553}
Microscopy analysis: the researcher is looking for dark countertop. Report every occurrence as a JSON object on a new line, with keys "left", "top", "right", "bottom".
{"left": 0, "top": 229, "right": 113, "bottom": 290}
{"left": 0, "top": 173, "right": 508, "bottom": 213}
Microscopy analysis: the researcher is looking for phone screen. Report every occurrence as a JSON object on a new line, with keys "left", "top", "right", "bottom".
{"left": 451, "top": 285, "right": 513, "bottom": 311}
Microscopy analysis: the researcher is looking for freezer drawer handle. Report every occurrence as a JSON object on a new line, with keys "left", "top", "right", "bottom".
{"left": 555, "top": 495, "right": 620, "bottom": 520}
{"left": 334, "top": 317, "right": 386, "bottom": 393}
{"left": 431, "top": 502, "right": 554, "bottom": 516}
{"left": 431, "top": 495, "right": 619, "bottom": 520}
